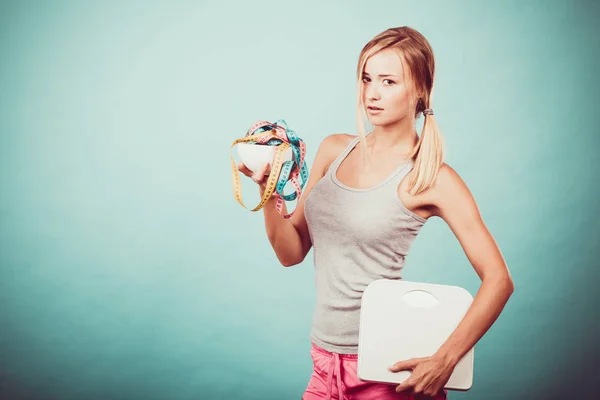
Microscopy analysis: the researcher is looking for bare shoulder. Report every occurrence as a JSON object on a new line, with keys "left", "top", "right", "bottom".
{"left": 319, "top": 133, "right": 355, "bottom": 154}
{"left": 435, "top": 163, "right": 465, "bottom": 191}
{"left": 314, "top": 133, "right": 355, "bottom": 169}
{"left": 428, "top": 163, "right": 478, "bottom": 219}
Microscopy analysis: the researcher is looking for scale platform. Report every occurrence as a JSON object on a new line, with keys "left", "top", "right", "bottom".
{"left": 357, "top": 279, "right": 474, "bottom": 391}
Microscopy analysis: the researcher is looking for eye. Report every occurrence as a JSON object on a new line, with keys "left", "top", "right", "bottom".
{"left": 384, "top": 79, "right": 395, "bottom": 85}
{"left": 362, "top": 76, "right": 371, "bottom": 83}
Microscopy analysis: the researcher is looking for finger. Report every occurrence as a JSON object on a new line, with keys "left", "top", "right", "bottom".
{"left": 237, "top": 162, "right": 251, "bottom": 176}
{"left": 423, "top": 389, "right": 440, "bottom": 397}
{"left": 251, "top": 173, "right": 263, "bottom": 184}
{"left": 253, "top": 165, "right": 269, "bottom": 183}
{"left": 415, "top": 389, "right": 439, "bottom": 400}
{"left": 389, "top": 358, "right": 419, "bottom": 372}
{"left": 259, "top": 162, "right": 271, "bottom": 176}
{"left": 413, "top": 382, "right": 425, "bottom": 394}
{"left": 394, "top": 378, "right": 415, "bottom": 393}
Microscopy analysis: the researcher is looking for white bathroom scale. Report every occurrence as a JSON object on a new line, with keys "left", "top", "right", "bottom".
{"left": 357, "top": 279, "right": 474, "bottom": 391}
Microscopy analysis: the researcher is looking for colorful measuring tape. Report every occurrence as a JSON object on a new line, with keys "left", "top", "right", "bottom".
{"left": 230, "top": 119, "right": 309, "bottom": 219}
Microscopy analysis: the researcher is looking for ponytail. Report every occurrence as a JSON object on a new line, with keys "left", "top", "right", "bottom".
{"left": 406, "top": 109, "right": 445, "bottom": 195}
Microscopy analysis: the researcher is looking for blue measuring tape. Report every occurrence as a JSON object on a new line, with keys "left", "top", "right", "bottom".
{"left": 245, "top": 119, "right": 309, "bottom": 201}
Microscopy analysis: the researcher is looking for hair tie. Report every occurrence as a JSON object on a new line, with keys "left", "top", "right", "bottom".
{"left": 423, "top": 108, "right": 434, "bottom": 116}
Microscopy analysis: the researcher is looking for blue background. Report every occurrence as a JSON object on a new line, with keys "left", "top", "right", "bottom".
{"left": 1, "top": 0, "right": 599, "bottom": 399}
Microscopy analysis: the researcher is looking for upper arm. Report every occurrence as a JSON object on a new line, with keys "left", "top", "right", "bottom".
{"left": 431, "top": 164, "right": 513, "bottom": 286}
{"left": 289, "top": 134, "right": 352, "bottom": 263}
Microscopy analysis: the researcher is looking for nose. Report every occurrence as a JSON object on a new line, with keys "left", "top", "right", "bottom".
{"left": 366, "top": 82, "right": 380, "bottom": 102}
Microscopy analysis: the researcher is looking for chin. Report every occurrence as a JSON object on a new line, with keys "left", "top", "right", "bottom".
{"left": 370, "top": 115, "right": 406, "bottom": 126}
{"left": 368, "top": 116, "right": 389, "bottom": 125}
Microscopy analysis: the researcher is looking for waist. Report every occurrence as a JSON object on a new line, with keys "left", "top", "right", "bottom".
{"left": 311, "top": 342, "right": 358, "bottom": 359}
{"left": 310, "top": 304, "right": 361, "bottom": 354}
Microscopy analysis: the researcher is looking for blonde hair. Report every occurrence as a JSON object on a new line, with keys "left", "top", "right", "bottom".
{"left": 355, "top": 26, "right": 445, "bottom": 195}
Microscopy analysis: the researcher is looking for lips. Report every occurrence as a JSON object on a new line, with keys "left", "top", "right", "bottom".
{"left": 368, "top": 106, "right": 383, "bottom": 110}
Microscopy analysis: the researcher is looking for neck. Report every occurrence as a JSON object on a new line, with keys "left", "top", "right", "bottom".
{"left": 367, "top": 116, "right": 419, "bottom": 157}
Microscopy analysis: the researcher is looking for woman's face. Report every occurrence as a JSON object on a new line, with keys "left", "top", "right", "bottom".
{"left": 362, "top": 48, "right": 417, "bottom": 126}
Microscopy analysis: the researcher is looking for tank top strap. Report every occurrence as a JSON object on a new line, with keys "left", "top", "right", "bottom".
{"left": 388, "top": 159, "right": 416, "bottom": 187}
{"left": 324, "top": 136, "right": 361, "bottom": 177}
{"left": 374, "top": 161, "right": 413, "bottom": 203}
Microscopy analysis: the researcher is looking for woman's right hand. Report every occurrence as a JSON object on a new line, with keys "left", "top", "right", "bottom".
{"left": 237, "top": 162, "right": 272, "bottom": 194}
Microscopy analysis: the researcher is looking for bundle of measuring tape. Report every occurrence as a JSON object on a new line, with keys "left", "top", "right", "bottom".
{"left": 230, "top": 119, "right": 308, "bottom": 219}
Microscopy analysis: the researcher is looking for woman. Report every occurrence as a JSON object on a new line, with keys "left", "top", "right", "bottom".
{"left": 238, "top": 26, "right": 514, "bottom": 400}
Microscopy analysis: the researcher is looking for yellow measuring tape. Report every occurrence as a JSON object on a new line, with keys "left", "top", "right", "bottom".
{"left": 230, "top": 120, "right": 308, "bottom": 219}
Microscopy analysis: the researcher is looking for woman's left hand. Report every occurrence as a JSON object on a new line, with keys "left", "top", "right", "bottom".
{"left": 388, "top": 354, "right": 456, "bottom": 397}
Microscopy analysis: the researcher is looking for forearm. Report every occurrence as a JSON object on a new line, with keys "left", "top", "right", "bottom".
{"left": 260, "top": 189, "right": 304, "bottom": 267}
{"left": 434, "top": 274, "right": 514, "bottom": 365}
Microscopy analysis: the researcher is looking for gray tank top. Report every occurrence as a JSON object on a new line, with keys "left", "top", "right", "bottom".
{"left": 303, "top": 135, "right": 428, "bottom": 354}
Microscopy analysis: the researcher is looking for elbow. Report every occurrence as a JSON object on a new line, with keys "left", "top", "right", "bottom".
{"left": 484, "top": 272, "right": 514, "bottom": 296}
{"left": 503, "top": 270, "right": 515, "bottom": 294}
{"left": 499, "top": 274, "right": 515, "bottom": 297}
{"left": 279, "top": 252, "right": 306, "bottom": 268}
{"left": 277, "top": 242, "right": 309, "bottom": 268}
{"left": 280, "top": 256, "right": 302, "bottom": 268}
{"left": 281, "top": 260, "right": 297, "bottom": 268}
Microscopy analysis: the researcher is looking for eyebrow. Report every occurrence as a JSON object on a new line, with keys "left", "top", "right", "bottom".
{"left": 362, "top": 72, "right": 398, "bottom": 78}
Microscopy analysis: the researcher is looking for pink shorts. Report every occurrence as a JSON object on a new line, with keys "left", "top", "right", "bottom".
{"left": 302, "top": 343, "right": 448, "bottom": 400}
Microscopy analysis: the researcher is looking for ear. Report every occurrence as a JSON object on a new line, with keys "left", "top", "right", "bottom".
{"left": 416, "top": 96, "right": 424, "bottom": 110}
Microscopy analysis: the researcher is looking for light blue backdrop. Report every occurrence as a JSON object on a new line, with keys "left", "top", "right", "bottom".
{"left": 1, "top": 0, "right": 598, "bottom": 399}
